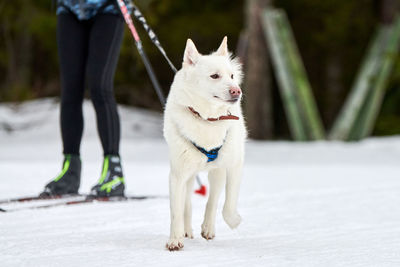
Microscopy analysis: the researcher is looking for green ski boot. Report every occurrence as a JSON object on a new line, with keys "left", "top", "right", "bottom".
{"left": 90, "top": 155, "right": 125, "bottom": 197}
{"left": 40, "top": 154, "right": 81, "bottom": 197}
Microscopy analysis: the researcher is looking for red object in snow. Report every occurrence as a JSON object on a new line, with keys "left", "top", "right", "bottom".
{"left": 195, "top": 185, "right": 207, "bottom": 196}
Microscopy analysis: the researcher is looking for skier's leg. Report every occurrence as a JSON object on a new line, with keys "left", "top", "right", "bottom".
{"left": 58, "top": 12, "right": 88, "bottom": 155}
{"left": 86, "top": 13, "right": 124, "bottom": 156}
{"left": 86, "top": 14, "right": 125, "bottom": 197}
{"left": 41, "top": 12, "right": 88, "bottom": 196}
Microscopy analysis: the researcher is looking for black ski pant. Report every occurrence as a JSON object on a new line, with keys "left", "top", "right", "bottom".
{"left": 57, "top": 12, "right": 124, "bottom": 156}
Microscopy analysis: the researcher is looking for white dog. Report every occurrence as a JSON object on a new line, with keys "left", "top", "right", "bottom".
{"left": 163, "top": 37, "right": 246, "bottom": 251}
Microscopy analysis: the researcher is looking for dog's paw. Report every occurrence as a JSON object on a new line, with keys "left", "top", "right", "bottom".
{"left": 222, "top": 210, "right": 242, "bottom": 229}
{"left": 166, "top": 238, "right": 184, "bottom": 251}
{"left": 201, "top": 223, "right": 215, "bottom": 240}
{"left": 201, "top": 230, "right": 215, "bottom": 240}
{"left": 184, "top": 229, "right": 194, "bottom": 239}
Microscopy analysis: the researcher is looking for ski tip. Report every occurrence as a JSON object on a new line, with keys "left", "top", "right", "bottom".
{"left": 0, "top": 207, "right": 7, "bottom": 212}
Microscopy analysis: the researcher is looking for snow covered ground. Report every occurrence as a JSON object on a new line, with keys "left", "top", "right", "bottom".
{"left": 1, "top": 98, "right": 400, "bottom": 266}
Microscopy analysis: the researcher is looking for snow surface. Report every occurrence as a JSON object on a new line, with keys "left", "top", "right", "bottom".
{"left": 1, "top": 98, "right": 400, "bottom": 266}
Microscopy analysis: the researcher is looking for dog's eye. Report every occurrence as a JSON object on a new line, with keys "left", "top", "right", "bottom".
{"left": 231, "top": 74, "right": 234, "bottom": 79}
{"left": 210, "top": 74, "right": 220, "bottom": 79}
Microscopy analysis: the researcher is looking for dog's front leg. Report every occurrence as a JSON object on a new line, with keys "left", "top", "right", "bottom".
{"left": 167, "top": 171, "right": 187, "bottom": 251}
{"left": 223, "top": 163, "right": 243, "bottom": 229}
{"left": 201, "top": 168, "right": 226, "bottom": 240}
{"left": 184, "top": 176, "right": 195, "bottom": 239}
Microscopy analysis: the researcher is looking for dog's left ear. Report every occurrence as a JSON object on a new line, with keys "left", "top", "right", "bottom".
{"left": 215, "top": 36, "right": 228, "bottom": 56}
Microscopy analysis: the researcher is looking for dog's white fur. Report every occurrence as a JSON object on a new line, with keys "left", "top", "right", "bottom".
{"left": 163, "top": 37, "right": 246, "bottom": 251}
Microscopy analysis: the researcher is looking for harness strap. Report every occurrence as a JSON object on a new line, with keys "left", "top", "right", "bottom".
{"left": 192, "top": 142, "right": 222, "bottom": 162}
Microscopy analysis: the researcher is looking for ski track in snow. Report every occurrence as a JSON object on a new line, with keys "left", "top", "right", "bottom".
{"left": 1, "top": 98, "right": 400, "bottom": 266}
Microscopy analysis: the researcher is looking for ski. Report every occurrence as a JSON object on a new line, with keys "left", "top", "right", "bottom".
{"left": 0, "top": 195, "right": 166, "bottom": 213}
{"left": 0, "top": 194, "right": 85, "bottom": 205}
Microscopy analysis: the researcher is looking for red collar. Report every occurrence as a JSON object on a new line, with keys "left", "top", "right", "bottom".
{"left": 188, "top": 107, "right": 239, "bottom": 121}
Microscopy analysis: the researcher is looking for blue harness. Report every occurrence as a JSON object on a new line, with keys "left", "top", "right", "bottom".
{"left": 192, "top": 142, "right": 222, "bottom": 162}
{"left": 185, "top": 107, "right": 237, "bottom": 163}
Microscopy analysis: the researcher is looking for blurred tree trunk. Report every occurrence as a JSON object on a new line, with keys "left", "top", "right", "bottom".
{"left": 2, "top": 1, "right": 32, "bottom": 101}
{"left": 380, "top": 0, "right": 398, "bottom": 24}
{"left": 243, "top": 0, "right": 274, "bottom": 139}
{"left": 325, "top": 55, "right": 343, "bottom": 128}
{"left": 3, "top": 18, "right": 16, "bottom": 91}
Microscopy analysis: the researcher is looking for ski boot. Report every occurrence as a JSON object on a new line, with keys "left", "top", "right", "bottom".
{"left": 90, "top": 155, "right": 125, "bottom": 197}
{"left": 40, "top": 154, "right": 81, "bottom": 197}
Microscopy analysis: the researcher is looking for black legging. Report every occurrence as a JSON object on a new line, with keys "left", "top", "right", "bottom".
{"left": 57, "top": 12, "right": 124, "bottom": 156}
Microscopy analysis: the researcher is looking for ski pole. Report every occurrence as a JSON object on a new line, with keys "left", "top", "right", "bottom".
{"left": 116, "top": 0, "right": 166, "bottom": 105}
{"left": 116, "top": 0, "right": 205, "bottom": 192}
{"left": 130, "top": 3, "right": 177, "bottom": 73}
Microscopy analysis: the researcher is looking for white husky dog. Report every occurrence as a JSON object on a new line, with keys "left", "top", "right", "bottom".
{"left": 163, "top": 37, "right": 246, "bottom": 251}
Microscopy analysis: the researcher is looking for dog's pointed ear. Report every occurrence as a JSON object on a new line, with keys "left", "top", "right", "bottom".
{"left": 183, "top": 39, "right": 200, "bottom": 66}
{"left": 215, "top": 36, "right": 228, "bottom": 56}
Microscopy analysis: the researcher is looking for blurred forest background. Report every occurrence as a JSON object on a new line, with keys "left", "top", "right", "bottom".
{"left": 0, "top": 0, "right": 399, "bottom": 139}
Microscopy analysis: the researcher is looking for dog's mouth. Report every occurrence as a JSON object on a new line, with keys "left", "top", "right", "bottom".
{"left": 214, "top": 96, "right": 239, "bottom": 103}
